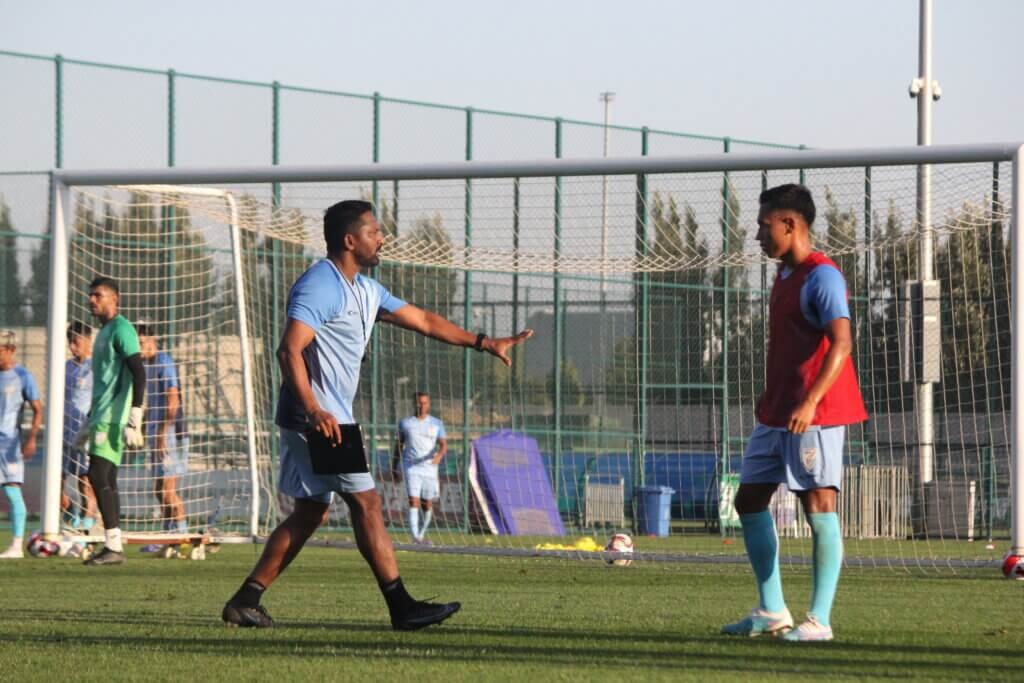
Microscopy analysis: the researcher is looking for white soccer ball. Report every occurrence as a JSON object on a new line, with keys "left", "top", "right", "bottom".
{"left": 605, "top": 533, "right": 634, "bottom": 567}
{"left": 57, "top": 534, "right": 85, "bottom": 558}
{"left": 27, "top": 531, "right": 60, "bottom": 558}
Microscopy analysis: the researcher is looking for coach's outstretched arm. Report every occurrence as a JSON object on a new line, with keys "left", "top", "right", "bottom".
{"left": 378, "top": 305, "right": 533, "bottom": 367}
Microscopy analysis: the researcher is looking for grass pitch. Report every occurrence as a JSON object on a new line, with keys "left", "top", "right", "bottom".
{"left": 0, "top": 537, "right": 1021, "bottom": 681}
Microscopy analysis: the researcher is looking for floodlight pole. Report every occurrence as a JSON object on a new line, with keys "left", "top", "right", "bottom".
{"left": 911, "top": 0, "right": 940, "bottom": 485}
{"left": 600, "top": 92, "right": 615, "bottom": 306}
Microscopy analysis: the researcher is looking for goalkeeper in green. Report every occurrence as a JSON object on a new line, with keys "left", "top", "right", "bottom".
{"left": 76, "top": 277, "right": 146, "bottom": 566}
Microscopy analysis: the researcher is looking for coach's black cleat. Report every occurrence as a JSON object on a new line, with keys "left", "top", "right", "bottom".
{"left": 83, "top": 547, "right": 125, "bottom": 566}
{"left": 222, "top": 601, "right": 275, "bottom": 628}
{"left": 391, "top": 600, "right": 461, "bottom": 631}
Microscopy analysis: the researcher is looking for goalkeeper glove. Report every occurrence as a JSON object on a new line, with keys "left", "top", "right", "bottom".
{"left": 123, "top": 406, "right": 145, "bottom": 449}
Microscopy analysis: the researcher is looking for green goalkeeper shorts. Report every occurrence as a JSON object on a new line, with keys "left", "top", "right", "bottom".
{"left": 88, "top": 422, "right": 126, "bottom": 466}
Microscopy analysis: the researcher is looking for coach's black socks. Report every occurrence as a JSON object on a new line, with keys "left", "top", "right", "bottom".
{"left": 381, "top": 577, "right": 415, "bottom": 614}
{"left": 231, "top": 579, "right": 266, "bottom": 607}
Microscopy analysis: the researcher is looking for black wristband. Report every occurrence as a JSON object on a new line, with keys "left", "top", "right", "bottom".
{"left": 473, "top": 332, "right": 487, "bottom": 352}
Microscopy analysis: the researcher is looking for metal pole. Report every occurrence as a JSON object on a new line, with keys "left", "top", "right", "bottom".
{"left": 41, "top": 179, "right": 70, "bottom": 539}
{"left": 369, "top": 91, "right": 381, "bottom": 467}
{"left": 600, "top": 92, "right": 615, "bottom": 306}
{"left": 1011, "top": 144, "right": 1024, "bottom": 556}
{"left": 913, "top": 0, "right": 939, "bottom": 484}
{"left": 167, "top": 69, "right": 177, "bottom": 345}
{"left": 720, "top": 137, "right": 732, "bottom": 481}
{"left": 635, "top": 127, "right": 649, "bottom": 494}
{"left": 462, "top": 106, "right": 474, "bottom": 531}
{"left": 55, "top": 54, "right": 63, "bottom": 168}
{"left": 553, "top": 117, "right": 563, "bottom": 509}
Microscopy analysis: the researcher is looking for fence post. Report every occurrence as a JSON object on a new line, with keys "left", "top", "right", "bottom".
{"left": 55, "top": 54, "right": 63, "bottom": 168}
{"left": 461, "top": 106, "right": 474, "bottom": 530}
{"left": 553, "top": 117, "right": 563, "bottom": 510}
{"left": 634, "top": 127, "right": 650, "bottom": 502}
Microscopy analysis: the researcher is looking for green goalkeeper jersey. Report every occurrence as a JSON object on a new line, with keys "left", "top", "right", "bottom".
{"left": 89, "top": 314, "right": 140, "bottom": 427}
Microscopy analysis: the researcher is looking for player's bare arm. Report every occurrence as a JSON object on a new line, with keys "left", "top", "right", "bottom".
{"left": 277, "top": 317, "right": 342, "bottom": 444}
{"left": 157, "top": 385, "right": 180, "bottom": 454}
{"left": 379, "top": 304, "right": 533, "bottom": 367}
{"left": 22, "top": 398, "right": 42, "bottom": 459}
{"left": 788, "top": 317, "right": 854, "bottom": 434}
{"left": 431, "top": 437, "right": 448, "bottom": 466}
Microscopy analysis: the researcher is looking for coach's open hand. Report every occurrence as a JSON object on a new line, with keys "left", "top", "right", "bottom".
{"left": 483, "top": 329, "right": 534, "bottom": 367}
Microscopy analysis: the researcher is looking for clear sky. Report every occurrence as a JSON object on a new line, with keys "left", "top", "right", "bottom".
{"left": 3, "top": 0, "right": 1021, "bottom": 151}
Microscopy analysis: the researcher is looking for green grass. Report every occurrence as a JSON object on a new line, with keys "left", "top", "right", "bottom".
{"left": 0, "top": 539, "right": 1021, "bottom": 681}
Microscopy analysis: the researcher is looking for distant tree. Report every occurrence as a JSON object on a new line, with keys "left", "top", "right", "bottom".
{"left": 0, "top": 196, "right": 27, "bottom": 325}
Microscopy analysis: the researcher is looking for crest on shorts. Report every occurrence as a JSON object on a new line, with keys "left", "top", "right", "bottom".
{"left": 801, "top": 446, "right": 818, "bottom": 472}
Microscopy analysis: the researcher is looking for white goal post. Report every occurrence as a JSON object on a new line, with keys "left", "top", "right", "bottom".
{"left": 41, "top": 141, "right": 1024, "bottom": 566}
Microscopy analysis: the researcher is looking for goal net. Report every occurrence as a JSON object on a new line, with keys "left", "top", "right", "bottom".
{"left": 45, "top": 143, "right": 1023, "bottom": 571}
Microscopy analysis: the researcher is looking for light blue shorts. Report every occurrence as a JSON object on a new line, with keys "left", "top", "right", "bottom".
{"left": 0, "top": 435, "right": 24, "bottom": 485}
{"left": 278, "top": 428, "right": 376, "bottom": 504}
{"left": 404, "top": 463, "right": 440, "bottom": 501}
{"left": 148, "top": 432, "right": 190, "bottom": 479}
{"left": 740, "top": 423, "right": 846, "bottom": 491}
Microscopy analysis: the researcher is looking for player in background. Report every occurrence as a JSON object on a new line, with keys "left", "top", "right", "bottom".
{"left": 393, "top": 392, "right": 447, "bottom": 544}
{"left": 136, "top": 323, "right": 189, "bottom": 555}
{"left": 75, "top": 277, "right": 147, "bottom": 566}
{"left": 0, "top": 329, "right": 42, "bottom": 559}
{"left": 62, "top": 320, "right": 98, "bottom": 531}
{"left": 720, "top": 184, "right": 867, "bottom": 642}
{"left": 222, "top": 200, "right": 533, "bottom": 629}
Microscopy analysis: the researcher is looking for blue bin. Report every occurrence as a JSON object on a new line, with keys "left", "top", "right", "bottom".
{"left": 635, "top": 485, "right": 675, "bottom": 537}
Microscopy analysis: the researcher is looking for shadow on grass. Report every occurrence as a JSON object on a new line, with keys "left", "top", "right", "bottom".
{"left": 1, "top": 608, "right": 1021, "bottom": 678}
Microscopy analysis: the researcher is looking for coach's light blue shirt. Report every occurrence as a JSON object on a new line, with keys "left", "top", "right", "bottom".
{"left": 0, "top": 365, "right": 39, "bottom": 439}
{"left": 275, "top": 258, "right": 407, "bottom": 430}
{"left": 398, "top": 415, "right": 446, "bottom": 467}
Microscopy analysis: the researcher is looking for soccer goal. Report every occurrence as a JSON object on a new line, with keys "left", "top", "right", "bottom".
{"left": 42, "top": 142, "right": 1024, "bottom": 571}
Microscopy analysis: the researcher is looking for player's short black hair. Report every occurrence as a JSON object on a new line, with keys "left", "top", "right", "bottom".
{"left": 67, "top": 320, "right": 92, "bottom": 343}
{"left": 134, "top": 322, "right": 156, "bottom": 339}
{"left": 415, "top": 392, "right": 430, "bottom": 399}
{"left": 324, "top": 200, "right": 375, "bottom": 254}
{"left": 759, "top": 184, "right": 816, "bottom": 227}
{"left": 89, "top": 276, "right": 120, "bottom": 296}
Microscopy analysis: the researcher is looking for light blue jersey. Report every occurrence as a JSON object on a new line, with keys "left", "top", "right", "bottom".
{"left": 275, "top": 259, "right": 407, "bottom": 429}
{"left": 0, "top": 365, "right": 39, "bottom": 484}
{"left": 64, "top": 358, "right": 92, "bottom": 446}
{"left": 398, "top": 415, "right": 446, "bottom": 467}
{"left": 0, "top": 365, "right": 39, "bottom": 438}
{"left": 145, "top": 351, "right": 186, "bottom": 436}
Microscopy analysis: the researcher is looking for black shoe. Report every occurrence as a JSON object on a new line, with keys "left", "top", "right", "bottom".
{"left": 83, "top": 547, "right": 126, "bottom": 566}
{"left": 391, "top": 600, "right": 461, "bottom": 631}
{"left": 222, "top": 601, "right": 274, "bottom": 628}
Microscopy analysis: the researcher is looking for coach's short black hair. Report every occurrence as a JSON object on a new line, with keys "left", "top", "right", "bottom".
{"left": 89, "top": 276, "right": 120, "bottom": 296}
{"left": 415, "top": 392, "right": 430, "bottom": 400}
{"left": 758, "top": 184, "right": 816, "bottom": 227}
{"left": 134, "top": 322, "right": 156, "bottom": 339}
{"left": 67, "top": 320, "right": 92, "bottom": 343}
{"left": 324, "top": 200, "right": 375, "bottom": 254}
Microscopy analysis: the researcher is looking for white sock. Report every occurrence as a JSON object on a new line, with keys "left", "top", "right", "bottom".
{"left": 105, "top": 527, "right": 123, "bottom": 553}
{"left": 408, "top": 507, "right": 420, "bottom": 539}
{"left": 421, "top": 509, "right": 433, "bottom": 537}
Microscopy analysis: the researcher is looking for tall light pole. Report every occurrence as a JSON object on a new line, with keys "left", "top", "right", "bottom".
{"left": 600, "top": 91, "right": 615, "bottom": 305}
{"left": 908, "top": 0, "right": 942, "bottom": 485}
